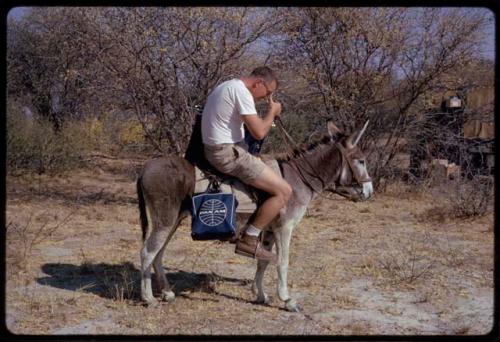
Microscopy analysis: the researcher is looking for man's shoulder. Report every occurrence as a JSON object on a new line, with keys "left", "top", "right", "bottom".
{"left": 212, "top": 79, "right": 249, "bottom": 100}
{"left": 213, "top": 79, "right": 239, "bottom": 95}
{"left": 225, "top": 79, "right": 251, "bottom": 97}
{"left": 220, "top": 78, "right": 243, "bottom": 90}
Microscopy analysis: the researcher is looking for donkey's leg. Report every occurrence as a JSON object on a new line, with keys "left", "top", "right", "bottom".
{"left": 274, "top": 223, "right": 301, "bottom": 312}
{"left": 252, "top": 231, "right": 275, "bottom": 304}
{"left": 152, "top": 219, "right": 182, "bottom": 302}
{"left": 140, "top": 216, "right": 176, "bottom": 306}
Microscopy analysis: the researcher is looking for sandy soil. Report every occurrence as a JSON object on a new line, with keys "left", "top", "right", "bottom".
{"left": 5, "top": 156, "right": 495, "bottom": 335}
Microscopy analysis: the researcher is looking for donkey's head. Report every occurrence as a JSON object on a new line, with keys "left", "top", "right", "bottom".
{"left": 327, "top": 120, "right": 373, "bottom": 202}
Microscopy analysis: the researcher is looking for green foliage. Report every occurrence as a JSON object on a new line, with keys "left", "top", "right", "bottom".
{"left": 6, "top": 101, "right": 91, "bottom": 174}
{"left": 6, "top": 99, "right": 151, "bottom": 175}
{"left": 262, "top": 110, "right": 322, "bottom": 155}
{"left": 96, "top": 111, "right": 147, "bottom": 153}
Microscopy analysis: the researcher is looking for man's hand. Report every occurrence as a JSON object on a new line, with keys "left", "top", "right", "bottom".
{"left": 241, "top": 93, "right": 282, "bottom": 140}
{"left": 267, "top": 93, "right": 282, "bottom": 118}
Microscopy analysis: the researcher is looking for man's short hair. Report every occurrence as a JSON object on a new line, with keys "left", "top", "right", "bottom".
{"left": 250, "top": 66, "right": 278, "bottom": 88}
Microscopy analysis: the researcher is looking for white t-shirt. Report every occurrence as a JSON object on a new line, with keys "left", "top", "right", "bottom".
{"left": 201, "top": 79, "right": 257, "bottom": 145}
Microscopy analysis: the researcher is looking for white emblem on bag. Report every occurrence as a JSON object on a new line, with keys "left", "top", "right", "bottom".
{"left": 199, "top": 199, "right": 227, "bottom": 226}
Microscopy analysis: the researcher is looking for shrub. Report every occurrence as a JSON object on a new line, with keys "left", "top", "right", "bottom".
{"left": 6, "top": 209, "right": 76, "bottom": 272}
{"left": 118, "top": 120, "right": 142, "bottom": 145}
{"left": 6, "top": 100, "right": 92, "bottom": 174}
{"left": 446, "top": 175, "right": 493, "bottom": 218}
{"left": 418, "top": 176, "right": 494, "bottom": 221}
{"left": 94, "top": 111, "right": 149, "bottom": 154}
{"left": 82, "top": 117, "right": 106, "bottom": 150}
{"left": 6, "top": 102, "right": 36, "bottom": 172}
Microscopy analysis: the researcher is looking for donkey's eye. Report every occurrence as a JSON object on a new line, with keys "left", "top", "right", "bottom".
{"left": 358, "top": 160, "right": 365, "bottom": 164}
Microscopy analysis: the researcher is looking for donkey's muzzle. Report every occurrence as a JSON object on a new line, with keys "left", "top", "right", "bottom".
{"left": 335, "top": 186, "right": 362, "bottom": 202}
{"left": 335, "top": 181, "right": 373, "bottom": 202}
{"left": 362, "top": 181, "right": 374, "bottom": 200}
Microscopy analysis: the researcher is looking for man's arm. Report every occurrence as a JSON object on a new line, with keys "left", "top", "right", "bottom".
{"left": 241, "top": 94, "right": 282, "bottom": 140}
{"left": 241, "top": 114, "right": 275, "bottom": 140}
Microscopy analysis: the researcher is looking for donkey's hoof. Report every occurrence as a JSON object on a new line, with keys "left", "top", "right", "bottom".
{"left": 255, "top": 293, "right": 270, "bottom": 305}
{"left": 160, "top": 290, "right": 175, "bottom": 302}
{"left": 285, "top": 298, "right": 301, "bottom": 312}
{"left": 142, "top": 298, "right": 159, "bottom": 308}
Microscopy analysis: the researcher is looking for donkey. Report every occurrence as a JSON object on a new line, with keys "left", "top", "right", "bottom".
{"left": 136, "top": 120, "right": 373, "bottom": 311}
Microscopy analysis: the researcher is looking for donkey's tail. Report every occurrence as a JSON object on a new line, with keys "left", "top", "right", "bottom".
{"left": 137, "top": 176, "right": 148, "bottom": 242}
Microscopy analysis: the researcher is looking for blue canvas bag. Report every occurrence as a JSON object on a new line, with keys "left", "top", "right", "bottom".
{"left": 191, "top": 181, "right": 238, "bottom": 240}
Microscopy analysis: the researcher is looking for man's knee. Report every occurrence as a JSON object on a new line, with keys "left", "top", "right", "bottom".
{"left": 282, "top": 182, "right": 292, "bottom": 202}
{"left": 250, "top": 168, "right": 292, "bottom": 205}
{"left": 277, "top": 181, "right": 292, "bottom": 207}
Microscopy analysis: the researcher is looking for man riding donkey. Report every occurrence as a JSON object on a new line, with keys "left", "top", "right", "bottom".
{"left": 197, "top": 66, "right": 291, "bottom": 262}
{"left": 140, "top": 66, "right": 373, "bottom": 308}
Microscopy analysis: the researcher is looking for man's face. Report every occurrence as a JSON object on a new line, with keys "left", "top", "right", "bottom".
{"left": 252, "top": 78, "right": 277, "bottom": 101}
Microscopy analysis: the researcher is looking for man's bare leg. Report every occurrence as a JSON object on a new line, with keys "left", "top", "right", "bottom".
{"left": 248, "top": 167, "right": 292, "bottom": 228}
{"left": 235, "top": 166, "right": 292, "bottom": 261}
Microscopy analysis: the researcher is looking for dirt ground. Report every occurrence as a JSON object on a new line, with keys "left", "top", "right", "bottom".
{"left": 4, "top": 155, "right": 495, "bottom": 336}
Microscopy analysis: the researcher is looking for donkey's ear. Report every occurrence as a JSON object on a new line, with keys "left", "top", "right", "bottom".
{"left": 327, "top": 120, "right": 343, "bottom": 140}
{"left": 346, "top": 119, "right": 369, "bottom": 148}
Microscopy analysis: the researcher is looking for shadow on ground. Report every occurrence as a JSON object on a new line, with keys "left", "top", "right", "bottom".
{"left": 37, "top": 262, "right": 252, "bottom": 303}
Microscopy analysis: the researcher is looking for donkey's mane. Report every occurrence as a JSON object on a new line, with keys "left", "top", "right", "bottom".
{"left": 276, "top": 134, "right": 346, "bottom": 163}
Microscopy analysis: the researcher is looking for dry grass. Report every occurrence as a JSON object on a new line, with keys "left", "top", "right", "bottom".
{"left": 6, "top": 207, "right": 77, "bottom": 273}
{"left": 5, "top": 157, "right": 494, "bottom": 335}
{"left": 376, "top": 237, "right": 436, "bottom": 285}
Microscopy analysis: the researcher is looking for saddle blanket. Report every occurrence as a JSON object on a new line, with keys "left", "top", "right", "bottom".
{"left": 194, "top": 158, "right": 281, "bottom": 213}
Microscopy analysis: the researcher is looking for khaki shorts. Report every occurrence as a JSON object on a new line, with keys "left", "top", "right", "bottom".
{"left": 204, "top": 142, "right": 266, "bottom": 184}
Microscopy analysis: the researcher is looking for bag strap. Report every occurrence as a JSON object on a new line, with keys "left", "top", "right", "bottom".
{"left": 206, "top": 174, "right": 221, "bottom": 193}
